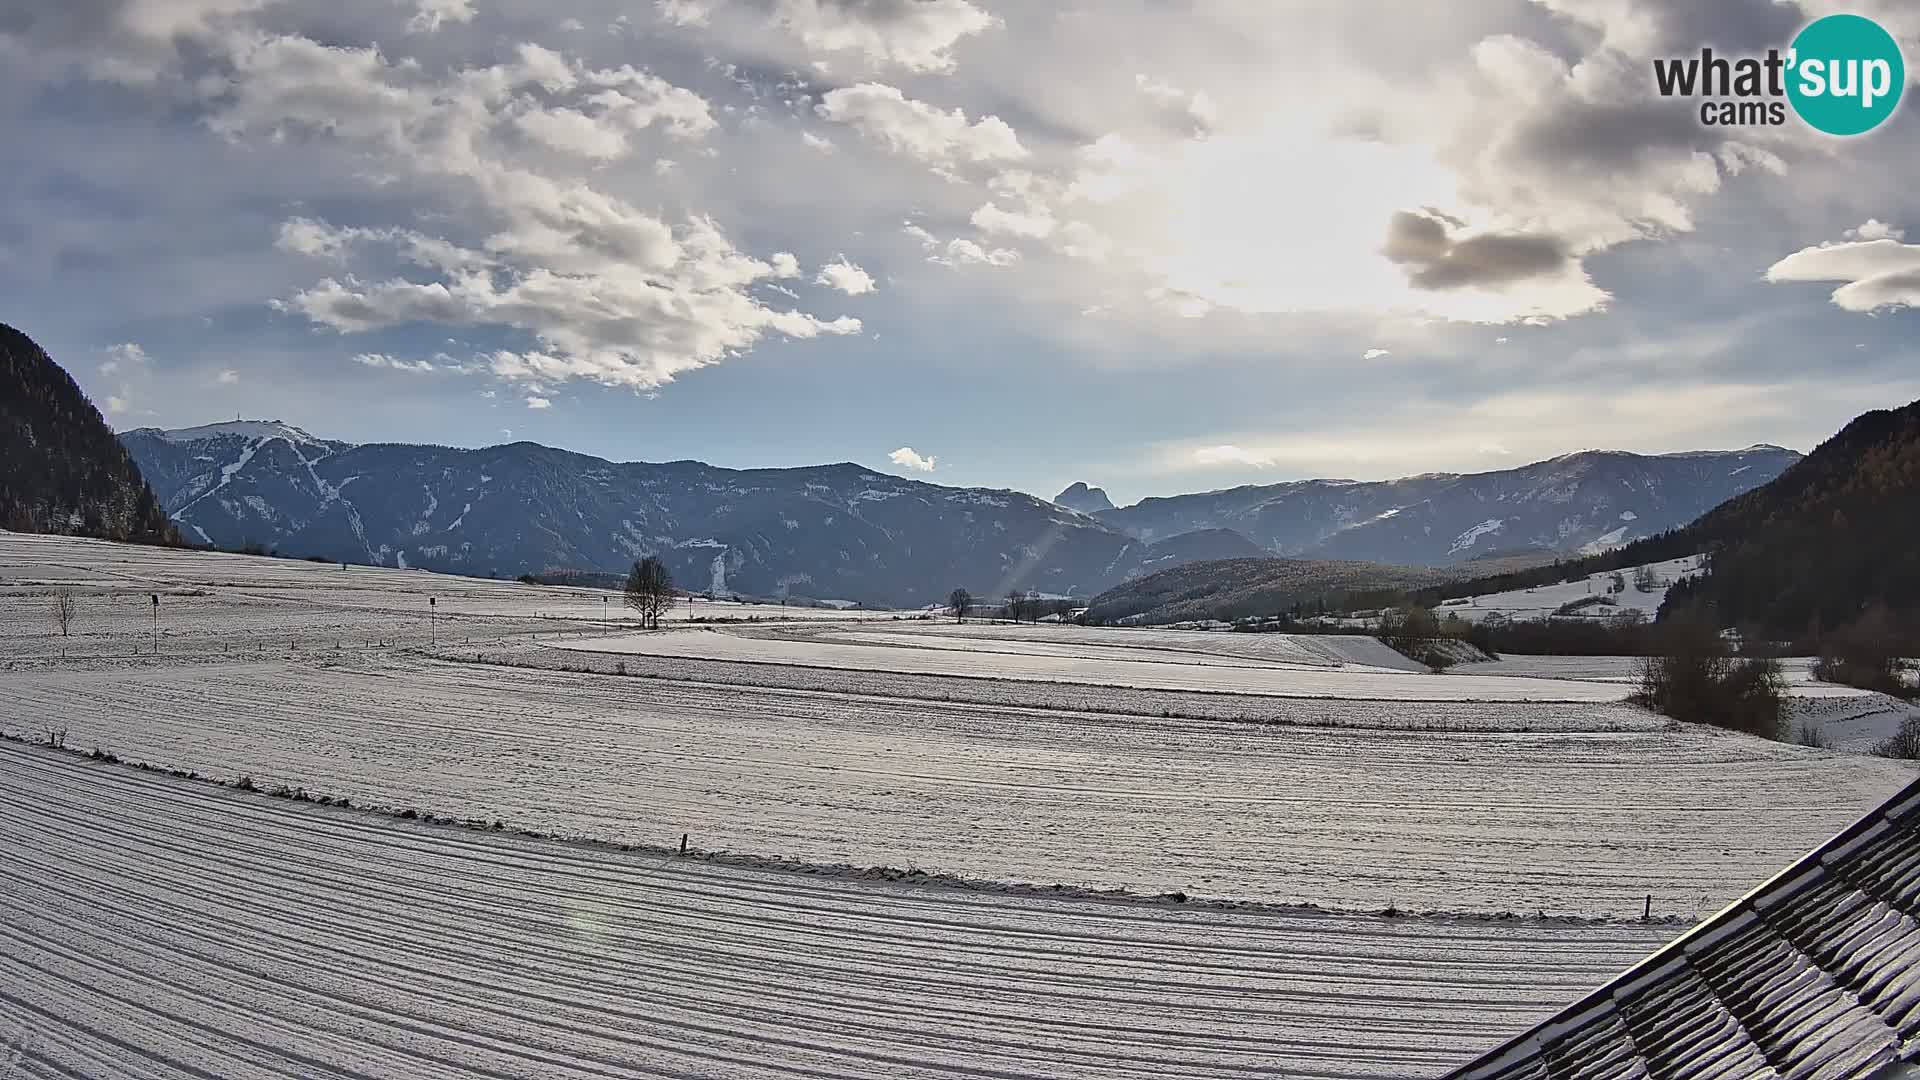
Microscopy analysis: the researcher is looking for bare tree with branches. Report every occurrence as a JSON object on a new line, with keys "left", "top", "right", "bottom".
{"left": 625, "top": 556, "right": 674, "bottom": 630}
{"left": 51, "top": 587, "right": 75, "bottom": 637}
{"left": 948, "top": 588, "right": 971, "bottom": 623}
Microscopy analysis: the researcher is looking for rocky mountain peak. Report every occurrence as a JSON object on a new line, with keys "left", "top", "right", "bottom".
{"left": 1054, "top": 482, "right": 1116, "bottom": 514}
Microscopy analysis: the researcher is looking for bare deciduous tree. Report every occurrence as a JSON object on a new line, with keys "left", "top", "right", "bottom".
{"left": 948, "top": 588, "right": 971, "bottom": 623}
{"left": 51, "top": 587, "right": 75, "bottom": 637}
{"left": 624, "top": 556, "right": 675, "bottom": 630}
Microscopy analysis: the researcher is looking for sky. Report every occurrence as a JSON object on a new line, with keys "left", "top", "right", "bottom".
{"left": 5, "top": 0, "right": 1920, "bottom": 506}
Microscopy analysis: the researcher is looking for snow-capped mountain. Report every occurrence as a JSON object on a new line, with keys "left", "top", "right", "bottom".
{"left": 1094, "top": 446, "right": 1801, "bottom": 566}
{"left": 120, "top": 423, "right": 1214, "bottom": 605}
{"left": 120, "top": 422, "right": 1801, "bottom": 601}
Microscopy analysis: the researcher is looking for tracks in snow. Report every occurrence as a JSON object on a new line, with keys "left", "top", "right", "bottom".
{"left": 0, "top": 742, "right": 1674, "bottom": 1080}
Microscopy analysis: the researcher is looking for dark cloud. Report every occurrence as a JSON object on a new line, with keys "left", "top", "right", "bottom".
{"left": 0, "top": 0, "right": 124, "bottom": 44}
{"left": 1382, "top": 210, "right": 1570, "bottom": 290}
{"left": 1511, "top": 99, "right": 1719, "bottom": 176}
{"left": 1648, "top": 0, "right": 1804, "bottom": 56}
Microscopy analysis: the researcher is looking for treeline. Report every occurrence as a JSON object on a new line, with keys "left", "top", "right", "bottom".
{"left": 1654, "top": 401, "right": 1920, "bottom": 651}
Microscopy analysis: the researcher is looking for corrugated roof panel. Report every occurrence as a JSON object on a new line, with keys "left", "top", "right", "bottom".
{"left": 1442, "top": 775, "right": 1920, "bottom": 1080}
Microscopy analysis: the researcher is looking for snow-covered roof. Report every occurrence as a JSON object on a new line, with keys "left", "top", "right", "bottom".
{"left": 1445, "top": 774, "right": 1920, "bottom": 1079}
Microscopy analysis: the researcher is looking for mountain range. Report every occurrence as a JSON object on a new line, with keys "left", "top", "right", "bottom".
{"left": 1074, "top": 445, "right": 1800, "bottom": 566}
{"left": 121, "top": 421, "right": 1260, "bottom": 605}
{"left": 118, "top": 418, "right": 1798, "bottom": 606}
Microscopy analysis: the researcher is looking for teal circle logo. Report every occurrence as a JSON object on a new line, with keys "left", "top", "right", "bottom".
{"left": 1787, "top": 14, "right": 1905, "bottom": 136}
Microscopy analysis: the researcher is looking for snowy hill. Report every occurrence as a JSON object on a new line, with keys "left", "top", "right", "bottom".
{"left": 1436, "top": 555, "right": 1705, "bottom": 624}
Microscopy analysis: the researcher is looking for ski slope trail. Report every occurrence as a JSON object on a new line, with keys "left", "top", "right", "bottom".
{"left": 0, "top": 742, "right": 1677, "bottom": 1079}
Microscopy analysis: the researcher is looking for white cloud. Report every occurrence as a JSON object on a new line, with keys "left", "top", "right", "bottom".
{"left": 99, "top": 343, "right": 150, "bottom": 376}
{"left": 276, "top": 218, "right": 351, "bottom": 259}
{"left": 888, "top": 446, "right": 937, "bottom": 472}
{"left": 801, "top": 131, "right": 836, "bottom": 152}
{"left": 1766, "top": 234, "right": 1920, "bottom": 313}
{"left": 656, "top": 0, "right": 711, "bottom": 28}
{"left": 905, "top": 224, "right": 1017, "bottom": 268}
{"left": 1135, "top": 74, "right": 1218, "bottom": 135}
{"left": 769, "top": 252, "right": 802, "bottom": 278}
{"left": 512, "top": 108, "right": 632, "bottom": 160}
{"left": 815, "top": 257, "right": 876, "bottom": 295}
{"left": 1190, "top": 444, "right": 1277, "bottom": 469}
{"left": 970, "top": 201, "right": 1055, "bottom": 239}
{"left": 1362, "top": 348, "right": 1391, "bottom": 360}
{"left": 405, "top": 0, "right": 475, "bottom": 33}
{"left": 817, "top": 84, "right": 1027, "bottom": 171}
{"left": 1847, "top": 219, "right": 1907, "bottom": 243}
{"left": 215, "top": 369, "right": 241, "bottom": 384}
{"left": 205, "top": 38, "right": 858, "bottom": 391}
{"left": 353, "top": 352, "right": 437, "bottom": 372}
{"left": 769, "top": 0, "right": 996, "bottom": 73}
{"left": 106, "top": 395, "right": 130, "bottom": 414}
{"left": 525, "top": 395, "right": 553, "bottom": 410}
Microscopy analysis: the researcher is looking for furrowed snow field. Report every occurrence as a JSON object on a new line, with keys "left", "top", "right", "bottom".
{"left": 7, "top": 654, "right": 1910, "bottom": 918}
{"left": 0, "top": 742, "right": 1680, "bottom": 1080}
{"left": 553, "top": 625, "right": 1631, "bottom": 702}
{"left": 5, "top": 534, "right": 1918, "bottom": 1079}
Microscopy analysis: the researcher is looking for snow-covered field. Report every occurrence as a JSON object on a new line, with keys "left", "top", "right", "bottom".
{"left": 0, "top": 741, "right": 1680, "bottom": 1079}
{"left": 0, "top": 532, "right": 916, "bottom": 659}
{"left": 1436, "top": 555, "right": 1703, "bottom": 624}
{"left": 554, "top": 624, "right": 1631, "bottom": 702}
{"left": 5, "top": 534, "right": 1918, "bottom": 1078}
{"left": 8, "top": 653, "right": 1910, "bottom": 918}
{"left": 1468, "top": 653, "right": 1877, "bottom": 694}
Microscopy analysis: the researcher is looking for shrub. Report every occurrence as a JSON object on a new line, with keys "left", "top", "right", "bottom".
{"left": 1874, "top": 717, "right": 1920, "bottom": 760}
{"left": 1631, "top": 612, "right": 1786, "bottom": 740}
{"left": 1790, "top": 721, "right": 1834, "bottom": 749}
{"left": 1813, "top": 608, "right": 1914, "bottom": 698}
{"left": 1554, "top": 595, "right": 1618, "bottom": 616}
{"left": 1378, "top": 606, "right": 1461, "bottom": 668}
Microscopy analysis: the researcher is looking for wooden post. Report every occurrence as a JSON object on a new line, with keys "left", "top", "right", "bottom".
{"left": 679, "top": 833, "right": 688, "bottom": 856}
{"left": 1644, "top": 894, "right": 1651, "bottom": 920}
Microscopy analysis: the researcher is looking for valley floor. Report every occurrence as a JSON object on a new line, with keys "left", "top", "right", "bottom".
{"left": 3, "top": 532, "right": 1915, "bottom": 1078}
